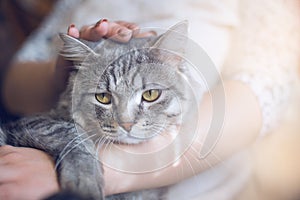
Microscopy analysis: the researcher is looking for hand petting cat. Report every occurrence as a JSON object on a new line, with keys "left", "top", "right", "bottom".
{"left": 54, "top": 19, "right": 156, "bottom": 101}
{"left": 68, "top": 19, "right": 156, "bottom": 42}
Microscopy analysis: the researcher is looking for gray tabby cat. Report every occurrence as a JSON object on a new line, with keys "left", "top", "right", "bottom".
{"left": 0, "top": 21, "right": 193, "bottom": 199}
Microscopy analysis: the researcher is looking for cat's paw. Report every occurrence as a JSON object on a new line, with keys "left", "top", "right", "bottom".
{"left": 57, "top": 149, "right": 104, "bottom": 200}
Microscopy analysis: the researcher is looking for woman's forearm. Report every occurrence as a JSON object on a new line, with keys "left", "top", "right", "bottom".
{"left": 2, "top": 61, "right": 61, "bottom": 115}
{"left": 103, "top": 80, "right": 262, "bottom": 195}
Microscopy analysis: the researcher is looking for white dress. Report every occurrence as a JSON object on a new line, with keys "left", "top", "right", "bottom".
{"left": 14, "top": 0, "right": 300, "bottom": 199}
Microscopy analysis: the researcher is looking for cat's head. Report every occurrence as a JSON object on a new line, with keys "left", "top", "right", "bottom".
{"left": 60, "top": 21, "right": 191, "bottom": 144}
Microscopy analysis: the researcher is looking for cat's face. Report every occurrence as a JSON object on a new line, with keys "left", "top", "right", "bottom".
{"left": 93, "top": 51, "right": 187, "bottom": 143}
{"left": 60, "top": 21, "right": 190, "bottom": 144}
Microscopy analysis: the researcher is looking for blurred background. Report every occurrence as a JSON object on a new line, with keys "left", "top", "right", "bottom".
{"left": 0, "top": 0, "right": 57, "bottom": 68}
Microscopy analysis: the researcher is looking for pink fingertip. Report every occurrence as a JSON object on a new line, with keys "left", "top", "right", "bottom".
{"left": 98, "top": 21, "right": 109, "bottom": 36}
{"left": 68, "top": 25, "right": 80, "bottom": 38}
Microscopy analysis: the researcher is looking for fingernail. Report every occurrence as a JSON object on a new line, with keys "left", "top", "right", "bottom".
{"left": 67, "top": 23, "right": 80, "bottom": 38}
{"left": 95, "top": 18, "right": 108, "bottom": 28}
{"left": 67, "top": 23, "right": 75, "bottom": 33}
{"left": 149, "top": 31, "right": 157, "bottom": 36}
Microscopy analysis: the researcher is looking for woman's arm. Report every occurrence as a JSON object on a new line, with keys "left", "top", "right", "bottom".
{"left": 103, "top": 80, "right": 262, "bottom": 195}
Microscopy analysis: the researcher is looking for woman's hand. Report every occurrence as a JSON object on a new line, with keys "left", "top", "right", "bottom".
{"left": 68, "top": 19, "right": 156, "bottom": 42}
{"left": 0, "top": 145, "right": 59, "bottom": 200}
{"left": 54, "top": 19, "right": 156, "bottom": 105}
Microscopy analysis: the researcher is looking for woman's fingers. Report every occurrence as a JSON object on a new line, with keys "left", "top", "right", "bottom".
{"left": 67, "top": 19, "right": 157, "bottom": 42}
{"left": 105, "top": 21, "right": 133, "bottom": 42}
{"left": 79, "top": 19, "right": 109, "bottom": 41}
{"left": 114, "top": 20, "right": 140, "bottom": 36}
{"left": 69, "top": 19, "right": 132, "bottom": 42}
{"left": 67, "top": 24, "right": 80, "bottom": 38}
{"left": 113, "top": 21, "right": 157, "bottom": 38}
{"left": 0, "top": 146, "right": 59, "bottom": 200}
{"left": 134, "top": 30, "right": 157, "bottom": 38}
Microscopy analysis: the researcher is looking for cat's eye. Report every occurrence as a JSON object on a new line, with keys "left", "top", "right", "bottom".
{"left": 142, "top": 89, "right": 161, "bottom": 102}
{"left": 95, "top": 93, "right": 112, "bottom": 104}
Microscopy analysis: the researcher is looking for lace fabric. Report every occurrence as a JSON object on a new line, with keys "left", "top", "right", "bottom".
{"left": 223, "top": 0, "right": 300, "bottom": 136}
{"left": 232, "top": 71, "right": 293, "bottom": 136}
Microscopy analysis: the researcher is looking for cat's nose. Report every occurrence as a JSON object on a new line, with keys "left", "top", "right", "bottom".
{"left": 120, "top": 122, "right": 134, "bottom": 132}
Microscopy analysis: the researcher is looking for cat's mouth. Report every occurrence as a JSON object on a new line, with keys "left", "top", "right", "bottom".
{"left": 100, "top": 119, "right": 168, "bottom": 144}
{"left": 100, "top": 127, "right": 160, "bottom": 144}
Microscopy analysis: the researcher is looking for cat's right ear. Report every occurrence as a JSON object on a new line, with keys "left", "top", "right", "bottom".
{"left": 59, "top": 33, "right": 97, "bottom": 63}
{"left": 150, "top": 21, "right": 188, "bottom": 66}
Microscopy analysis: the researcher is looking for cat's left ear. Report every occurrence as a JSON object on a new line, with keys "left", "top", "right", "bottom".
{"left": 59, "top": 33, "right": 97, "bottom": 63}
{"left": 151, "top": 20, "right": 188, "bottom": 64}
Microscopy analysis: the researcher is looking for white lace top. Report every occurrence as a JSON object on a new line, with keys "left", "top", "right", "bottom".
{"left": 223, "top": 0, "right": 300, "bottom": 135}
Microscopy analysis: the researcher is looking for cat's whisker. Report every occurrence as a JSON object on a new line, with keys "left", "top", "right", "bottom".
{"left": 100, "top": 137, "right": 113, "bottom": 155}
{"left": 94, "top": 135, "right": 105, "bottom": 149}
{"left": 94, "top": 139, "right": 101, "bottom": 161}
{"left": 110, "top": 138, "right": 117, "bottom": 149}
{"left": 95, "top": 135, "right": 107, "bottom": 148}
{"left": 59, "top": 132, "right": 90, "bottom": 160}
{"left": 98, "top": 140, "right": 114, "bottom": 164}
{"left": 97, "top": 136, "right": 110, "bottom": 152}
{"left": 95, "top": 134, "right": 106, "bottom": 145}
{"left": 94, "top": 135, "right": 109, "bottom": 162}
{"left": 55, "top": 133, "right": 97, "bottom": 170}
{"left": 107, "top": 140, "right": 115, "bottom": 153}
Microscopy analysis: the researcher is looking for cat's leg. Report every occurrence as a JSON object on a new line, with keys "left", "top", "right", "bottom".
{"left": 56, "top": 137, "right": 104, "bottom": 200}
{"left": 5, "top": 116, "right": 104, "bottom": 199}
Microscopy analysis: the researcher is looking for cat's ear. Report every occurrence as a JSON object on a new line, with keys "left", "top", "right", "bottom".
{"left": 59, "top": 33, "right": 97, "bottom": 63}
{"left": 151, "top": 20, "right": 188, "bottom": 64}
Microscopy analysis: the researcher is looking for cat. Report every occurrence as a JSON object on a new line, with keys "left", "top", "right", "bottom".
{"left": 0, "top": 21, "right": 195, "bottom": 199}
